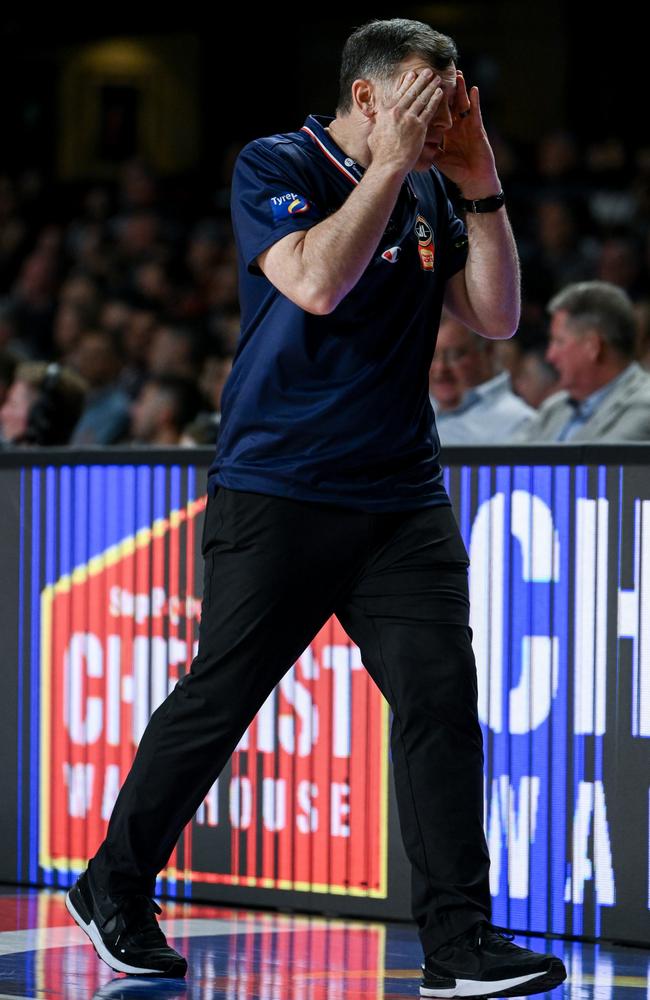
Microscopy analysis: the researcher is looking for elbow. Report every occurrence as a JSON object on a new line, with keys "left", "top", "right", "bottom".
{"left": 475, "top": 323, "right": 519, "bottom": 340}
{"left": 479, "top": 312, "right": 521, "bottom": 340}
{"left": 493, "top": 323, "right": 520, "bottom": 340}
{"left": 303, "top": 296, "right": 336, "bottom": 316}
{"left": 296, "top": 281, "right": 339, "bottom": 316}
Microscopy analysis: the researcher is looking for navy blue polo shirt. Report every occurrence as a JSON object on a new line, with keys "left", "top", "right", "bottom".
{"left": 207, "top": 113, "right": 469, "bottom": 511}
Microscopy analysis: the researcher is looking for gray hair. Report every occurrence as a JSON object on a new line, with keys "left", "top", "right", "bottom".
{"left": 547, "top": 281, "right": 637, "bottom": 359}
{"left": 336, "top": 18, "right": 458, "bottom": 115}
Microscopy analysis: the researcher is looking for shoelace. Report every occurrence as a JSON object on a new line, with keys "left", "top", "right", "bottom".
{"left": 427, "top": 921, "right": 517, "bottom": 967}
{"left": 466, "top": 920, "right": 516, "bottom": 950}
{"left": 103, "top": 893, "right": 163, "bottom": 942}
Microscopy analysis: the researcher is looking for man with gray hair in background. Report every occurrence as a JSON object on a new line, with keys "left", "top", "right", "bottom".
{"left": 513, "top": 281, "right": 650, "bottom": 442}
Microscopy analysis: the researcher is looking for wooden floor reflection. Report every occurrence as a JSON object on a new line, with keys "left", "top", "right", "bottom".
{"left": 0, "top": 887, "right": 647, "bottom": 999}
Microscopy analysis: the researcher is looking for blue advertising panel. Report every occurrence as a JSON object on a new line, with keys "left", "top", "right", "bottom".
{"left": 1, "top": 446, "right": 648, "bottom": 945}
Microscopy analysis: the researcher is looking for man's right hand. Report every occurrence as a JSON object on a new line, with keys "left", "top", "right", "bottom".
{"left": 368, "top": 68, "right": 444, "bottom": 174}
{"left": 258, "top": 70, "right": 446, "bottom": 313}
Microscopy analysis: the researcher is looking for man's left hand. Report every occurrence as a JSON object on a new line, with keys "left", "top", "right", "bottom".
{"left": 437, "top": 71, "right": 501, "bottom": 200}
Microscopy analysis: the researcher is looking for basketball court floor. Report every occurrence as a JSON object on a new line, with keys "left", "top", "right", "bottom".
{"left": 0, "top": 887, "right": 647, "bottom": 999}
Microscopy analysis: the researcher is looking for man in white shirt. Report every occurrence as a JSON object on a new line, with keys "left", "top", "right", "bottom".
{"left": 429, "top": 313, "right": 535, "bottom": 443}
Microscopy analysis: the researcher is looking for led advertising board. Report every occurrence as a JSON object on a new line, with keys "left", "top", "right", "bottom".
{"left": 1, "top": 450, "right": 648, "bottom": 944}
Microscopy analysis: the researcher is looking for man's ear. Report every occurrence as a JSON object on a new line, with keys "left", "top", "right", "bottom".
{"left": 587, "top": 330, "right": 605, "bottom": 362}
{"left": 350, "top": 78, "right": 377, "bottom": 118}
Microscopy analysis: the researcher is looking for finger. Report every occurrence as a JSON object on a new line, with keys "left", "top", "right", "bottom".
{"left": 412, "top": 85, "right": 445, "bottom": 122}
{"left": 400, "top": 68, "right": 438, "bottom": 108}
{"left": 417, "top": 84, "right": 445, "bottom": 121}
{"left": 455, "top": 71, "right": 471, "bottom": 116}
{"left": 469, "top": 84, "right": 483, "bottom": 126}
{"left": 392, "top": 69, "right": 417, "bottom": 101}
{"left": 398, "top": 69, "right": 417, "bottom": 90}
{"left": 384, "top": 68, "right": 433, "bottom": 110}
{"left": 403, "top": 73, "right": 441, "bottom": 114}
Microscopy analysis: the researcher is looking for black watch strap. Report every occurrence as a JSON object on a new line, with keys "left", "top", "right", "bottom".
{"left": 458, "top": 189, "right": 505, "bottom": 213}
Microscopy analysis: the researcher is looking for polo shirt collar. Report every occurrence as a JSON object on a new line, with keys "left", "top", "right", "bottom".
{"left": 301, "top": 114, "right": 365, "bottom": 184}
{"left": 301, "top": 114, "right": 417, "bottom": 199}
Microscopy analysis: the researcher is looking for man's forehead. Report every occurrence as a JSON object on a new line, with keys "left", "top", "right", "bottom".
{"left": 397, "top": 53, "right": 457, "bottom": 89}
{"left": 551, "top": 309, "right": 572, "bottom": 333}
{"left": 399, "top": 53, "right": 456, "bottom": 84}
{"left": 551, "top": 309, "right": 586, "bottom": 340}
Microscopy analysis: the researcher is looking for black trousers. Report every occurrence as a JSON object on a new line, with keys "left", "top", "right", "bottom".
{"left": 90, "top": 486, "right": 492, "bottom": 955}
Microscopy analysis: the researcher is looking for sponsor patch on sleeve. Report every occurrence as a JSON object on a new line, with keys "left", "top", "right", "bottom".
{"left": 270, "top": 192, "right": 313, "bottom": 221}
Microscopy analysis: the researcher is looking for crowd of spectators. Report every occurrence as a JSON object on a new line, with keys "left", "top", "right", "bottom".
{"left": 2, "top": 126, "right": 650, "bottom": 449}
{"left": 0, "top": 160, "right": 237, "bottom": 448}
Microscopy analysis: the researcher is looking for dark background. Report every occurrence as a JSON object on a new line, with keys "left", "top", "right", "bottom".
{"left": 1, "top": 3, "right": 645, "bottom": 175}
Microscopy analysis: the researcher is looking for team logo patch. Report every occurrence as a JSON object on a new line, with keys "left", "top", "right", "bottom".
{"left": 381, "top": 246, "right": 401, "bottom": 263}
{"left": 270, "top": 192, "right": 312, "bottom": 221}
{"left": 415, "top": 214, "right": 433, "bottom": 246}
{"left": 415, "top": 214, "right": 435, "bottom": 270}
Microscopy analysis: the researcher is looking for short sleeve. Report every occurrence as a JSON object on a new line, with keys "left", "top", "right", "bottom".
{"left": 230, "top": 139, "right": 323, "bottom": 275}
{"left": 441, "top": 195, "right": 469, "bottom": 280}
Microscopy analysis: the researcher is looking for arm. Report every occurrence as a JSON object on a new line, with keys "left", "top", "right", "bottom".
{"left": 438, "top": 70, "right": 521, "bottom": 339}
{"left": 443, "top": 207, "right": 521, "bottom": 339}
{"left": 258, "top": 67, "right": 446, "bottom": 315}
{"left": 257, "top": 162, "right": 405, "bottom": 315}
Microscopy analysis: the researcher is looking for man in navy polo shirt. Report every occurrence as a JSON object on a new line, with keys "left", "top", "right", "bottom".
{"left": 68, "top": 18, "right": 567, "bottom": 997}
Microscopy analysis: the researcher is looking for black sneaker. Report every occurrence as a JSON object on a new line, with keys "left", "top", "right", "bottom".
{"left": 420, "top": 920, "right": 567, "bottom": 998}
{"left": 66, "top": 869, "right": 188, "bottom": 978}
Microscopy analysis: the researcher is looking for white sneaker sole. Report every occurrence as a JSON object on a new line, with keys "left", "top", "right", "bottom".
{"left": 421, "top": 969, "right": 547, "bottom": 997}
{"left": 65, "top": 889, "right": 161, "bottom": 975}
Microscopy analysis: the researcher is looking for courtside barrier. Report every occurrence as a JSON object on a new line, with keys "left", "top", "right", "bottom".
{"left": 1, "top": 444, "right": 648, "bottom": 946}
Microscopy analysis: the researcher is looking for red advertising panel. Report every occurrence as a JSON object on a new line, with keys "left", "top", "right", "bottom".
{"left": 40, "top": 497, "right": 388, "bottom": 898}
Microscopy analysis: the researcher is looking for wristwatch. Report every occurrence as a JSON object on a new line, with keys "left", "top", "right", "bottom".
{"left": 458, "top": 190, "right": 505, "bottom": 213}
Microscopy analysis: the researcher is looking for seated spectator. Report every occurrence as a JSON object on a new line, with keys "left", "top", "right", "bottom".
{"left": 180, "top": 344, "right": 234, "bottom": 446}
{"left": 147, "top": 324, "right": 204, "bottom": 380}
{"left": 0, "top": 351, "right": 17, "bottom": 408}
{"left": 597, "top": 236, "right": 649, "bottom": 302}
{"left": 491, "top": 316, "right": 548, "bottom": 379}
{"left": 520, "top": 198, "right": 596, "bottom": 310}
{"left": 67, "top": 329, "right": 131, "bottom": 444}
{"left": 511, "top": 345, "right": 560, "bottom": 409}
{"left": 128, "top": 374, "right": 201, "bottom": 445}
{"left": 513, "top": 281, "right": 650, "bottom": 442}
{"left": 53, "top": 301, "right": 97, "bottom": 362}
{"left": 429, "top": 315, "right": 535, "bottom": 444}
{"left": 99, "top": 294, "right": 132, "bottom": 341}
{"left": 634, "top": 300, "right": 650, "bottom": 372}
{"left": 58, "top": 271, "right": 102, "bottom": 314}
{"left": 0, "top": 298, "right": 32, "bottom": 360}
{"left": 180, "top": 345, "right": 234, "bottom": 446}
{"left": 0, "top": 361, "right": 87, "bottom": 446}
{"left": 114, "top": 294, "right": 159, "bottom": 400}
{"left": 200, "top": 347, "right": 232, "bottom": 410}
{"left": 9, "top": 250, "right": 58, "bottom": 359}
